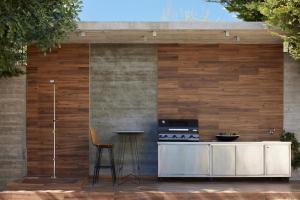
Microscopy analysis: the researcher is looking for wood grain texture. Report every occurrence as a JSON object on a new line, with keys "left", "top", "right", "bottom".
{"left": 27, "top": 44, "right": 89, "bottom": 177}
{"left": 3, "top": 180, "right": 300, "bottom": 200}
{"left": 7, "top": 177, "right": 87, "bottom": 190}
{"left": 158, "top": 44, "right": 283, "bottom": 141}
{"left": 1, "top": 192, "right": 299, "bottom": 200}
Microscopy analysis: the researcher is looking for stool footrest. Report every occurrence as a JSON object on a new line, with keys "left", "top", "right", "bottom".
{"left": 95, "top": 165, "right": 112, "bottom": 168}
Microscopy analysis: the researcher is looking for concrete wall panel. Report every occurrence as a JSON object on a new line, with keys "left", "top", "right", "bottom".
{"left": 284, "top": 54, "right": 300, "bottom": 179}
{"left": 90, "top": 44, "right": 157, "bottom": 176}
{"left": 0, "top": 75, "right": 26, "bottom": 189}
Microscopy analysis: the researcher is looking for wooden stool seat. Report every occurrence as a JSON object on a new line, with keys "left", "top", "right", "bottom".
{"left": 90, "top": 128, "right": 116, "bottom": 185}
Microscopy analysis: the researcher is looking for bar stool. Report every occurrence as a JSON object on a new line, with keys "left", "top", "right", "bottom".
{"left": 90, "top": 128, "right": 116, "bottom": 185}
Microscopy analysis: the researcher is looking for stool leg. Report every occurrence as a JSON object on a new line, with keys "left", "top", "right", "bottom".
{"left": 109, "top": 148, "right": 116, "bottom": 184}
{"left": 95, "top": 147, "right": 103, "bottom": 184}
{"left": 93, "top": 147, "right": 101, "bottom": 185}
{"left": 93, "top": 166, "right": 97, "bottom": 185}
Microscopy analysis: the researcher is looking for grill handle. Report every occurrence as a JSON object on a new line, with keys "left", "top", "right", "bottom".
{"left": 168, "top": 128, "right": 189, "bottom": 131}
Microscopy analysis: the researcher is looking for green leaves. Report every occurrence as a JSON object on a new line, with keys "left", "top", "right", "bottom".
{"left": 0, "top": 0, "right": 82, "bottom": 78}
{"left": 260, "top": 0, "right": 300, "bottom": 60}
{"left": 280, "top": 131, "right": 300, "bottom": 169}
{"left": 208, "top": 0, "right": 265, "bottom": 21}
{"left": 209, "top": 0, "right": 300, "bottom": 61}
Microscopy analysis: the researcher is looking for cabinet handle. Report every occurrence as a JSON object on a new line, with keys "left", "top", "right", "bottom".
{"left": 266, "top": 146, "right": 270, "bottom": 148}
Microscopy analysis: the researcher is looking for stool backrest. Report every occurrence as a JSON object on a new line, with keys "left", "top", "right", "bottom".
{"left": 90, "top": 128, "right": 99, "bottom": 145}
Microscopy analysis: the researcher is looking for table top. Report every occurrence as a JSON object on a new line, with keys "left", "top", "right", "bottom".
{"left": 114, "top": 131, "right": 144, "bottom": 135}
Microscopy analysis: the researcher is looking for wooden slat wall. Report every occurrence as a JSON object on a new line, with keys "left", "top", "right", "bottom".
{"left": 27, "top": 44, "right": 89, "bottom": 177}
{"left": 158, "top": 44, "right": 283, "bottom": 141}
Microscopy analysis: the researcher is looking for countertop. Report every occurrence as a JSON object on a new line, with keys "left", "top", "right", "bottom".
{"left": 157, "top": 141, "right": 291, "bottom": 145}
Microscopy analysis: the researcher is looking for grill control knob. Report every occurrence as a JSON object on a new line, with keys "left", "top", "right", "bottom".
{"left": 172, "top": 135, "right": 177, "bottom": 138}
{"left": 181, "top": 135, "right": 185, "bottom": 138}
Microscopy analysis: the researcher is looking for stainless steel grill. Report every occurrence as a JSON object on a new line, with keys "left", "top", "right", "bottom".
{"left": 157, "top": 119, "right": 199, "bottom": 142}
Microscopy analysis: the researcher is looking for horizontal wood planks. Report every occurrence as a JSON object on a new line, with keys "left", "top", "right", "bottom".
{"left": 27, "top": 44, "right": 89, "bottom": 177}
{"left": 3, "top": 180, "right": 300, "bottom": 200}
{"left": 158, "top": 44, "right": 283, "bottom": 141}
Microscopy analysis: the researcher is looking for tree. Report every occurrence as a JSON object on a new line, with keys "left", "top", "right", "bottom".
{"left": 260, "top": 0, "right": 300, "bottom": 60}
{"left": 210, "top": 0, "right": 300, "bottom": 60}
{"left": 0, "top": 0, "right": 82, "bottom": 78}
{"left": 209, "top": 0, "right": 265, "bottom": 21}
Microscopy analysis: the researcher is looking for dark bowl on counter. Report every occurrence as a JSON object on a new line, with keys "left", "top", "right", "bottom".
{"left": 216, "top": 134, "right": 239, "bottom": 142}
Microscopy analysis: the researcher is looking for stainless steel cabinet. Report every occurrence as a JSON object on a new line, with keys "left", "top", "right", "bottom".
{"left": 236, "top": 144, "right": 264, "bottom": 176}
{"left": 211, "top": 144, "right": 235, "bottom": 176}
{"left": 158, "top": 142, "right": 291, "bottom": 178}
{"left": 158, "top": 144, "right": 209, "bottom": 177}
{"left": 265, "top": 144, "right": 291, "bottom": 176}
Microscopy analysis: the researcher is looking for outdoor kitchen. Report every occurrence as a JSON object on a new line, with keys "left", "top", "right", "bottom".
{"left": 157, "top": 119, "right": 290, "bottom": 178}
{"left": 23, "top": 22, "right": 290, "bottom": 181}
{"left": 1, "top": 0, "right": 300, "bottom": 197}
{"left": 1, "top": 22, "right": 300, "bottom": 199}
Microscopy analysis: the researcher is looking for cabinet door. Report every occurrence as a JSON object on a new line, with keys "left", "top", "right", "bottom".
{"left": 236, "top": 144, "right": 264, "bottom": 176}
{"left": 158, "top": 144, "right": 210, "bottom": 176}
{"left": 212, "top": 145, "right": 235, "bottom": 176}
{"left": 265, "top": 144, "right": 291, "bottom": 176}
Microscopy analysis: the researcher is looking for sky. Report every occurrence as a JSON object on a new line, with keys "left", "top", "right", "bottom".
{"left": 79, "top": 0, "right": 240, "bottom": 22}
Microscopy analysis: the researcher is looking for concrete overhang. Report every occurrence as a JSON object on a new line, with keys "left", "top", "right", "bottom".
{"left": 66, "top": 22, "right": 282, "bottom": 44}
